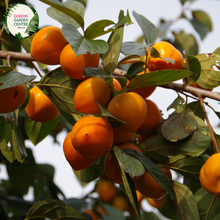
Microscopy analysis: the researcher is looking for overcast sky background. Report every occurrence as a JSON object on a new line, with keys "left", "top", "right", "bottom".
{"left": 1, "top": 0, "right": 220, "bottom": 218}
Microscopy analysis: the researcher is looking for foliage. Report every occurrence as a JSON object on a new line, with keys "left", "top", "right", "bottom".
{"left": 0, "top": 0, "right": 219, "bottom": 219}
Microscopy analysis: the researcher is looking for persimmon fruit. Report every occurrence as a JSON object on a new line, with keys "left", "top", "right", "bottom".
{"left": 0, "top": 84, "right": 27, "bottom": 113}
{"left": 71, "top": 116, "right": 113, "bottom": 158}
{"left": 113, "top": 127, "right": 134, "bottom": 145}
{"left": 136, "top": 99, "right": 161, "bottom": 135}
{"left": 147, "top": 197, "right": 166, "bottom": 209}
{"left": 96, "top": 180, "right": 117, "bottom": 202}
{"left": 31, "top": 26, "right": 68, "bottom": 65}
{"left": 25, "top": 86, "right": 59, "bottom": 122}
{"left": 60, "top": 44, "right": 100, "bottom": 79}
{"left": 83, "top": 209, "right": 99, "bottom": 220}
{"left": 132, "top": 71, "right": 156, "bottom": 99}
{"left": 63, "top": 132, "right": 97, "bottom": 171}
{"left": 200, "top": 153, "right": 220, "bottom": 197}
{"left": 134, "top": 167, "right": 172, "bottom": 200}
{"left": 147, "top": 41, "right": 183, "bottom": 71}
{"left": 74, "top": 77, "right": 111, "bottom": 114}
{"left": 113, "top": 195, "right": 130, "bottom": 212}
{"left": 107, "top": 92, "right": 147, "bottom": 132}
{"left": 112, "top": 78, "right": 122, "bottom": 91}
{"left": 104, "top": 143, "right": 144, "bottom": 184}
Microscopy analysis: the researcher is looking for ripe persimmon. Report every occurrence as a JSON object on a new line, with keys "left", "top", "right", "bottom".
{"left": 0, "top": 84, "right": 27, "bottom": 113}
{"left": 112, "top": 78, "right": 122, "bottom": 91}
{"left": 104, "top": 143, "right": 144, "bottom": 184}
{"left": 113, "top": 127, "right": 134, "bottom": 145}
{"left": 200, "top": 153, "right": 220, "bottom": 197}
{"left": 147, "top": 197, "right": 166, "bottom": 209}
{"left": 74, "top": 77, "right": 111, "bottom": 114}
{"left": 71, "top": 116, "right": 113, "bottom": 158}
{"left": 132, "top": 71, "right": 156, "bottom": 99}
{"left": 107, "top": 92, "right": 147, "bottom": 132}
{"left": 136, "top": 99, "right": 161, "bottom": 135}
{"left": 113, "top": 195, "right": 130, "bottom": 212}
{"left": 96, "top": 180, "right": 117, "bottom": 202}
{"left": 147, "top": 41, "right": 183, "bottom": 71}
{"left": 134, "top": 167, "right": 172, "bottom": 200}
{"left": 25, "top": 86, "right": 59, "bottom": 123}
{"left": 31, "top": 26, "right": 68, "bottom": 65}
{"left": 63, "top": 132, "right": 97, "bottom": 171}
{"left": 60, "top": 44, "right": 100, "bottom": 79}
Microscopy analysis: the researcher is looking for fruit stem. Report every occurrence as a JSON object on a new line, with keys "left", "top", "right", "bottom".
{"left": 6, "top": 55, "right": 11, "bottom": 66}
{"left": 30, "top": 62, "right": 42, "bottom": 78}
{"left": 199, "top": 97, "right": 220, "bottom": 153}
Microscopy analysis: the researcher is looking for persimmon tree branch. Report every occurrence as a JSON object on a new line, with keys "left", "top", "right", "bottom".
{"left": 1, "top": 50, "right": 220, "bottom": 102}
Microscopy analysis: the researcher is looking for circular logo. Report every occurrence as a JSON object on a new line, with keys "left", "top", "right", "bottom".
{"left": 3, "top": 3, "right": 39, "bottom": 39}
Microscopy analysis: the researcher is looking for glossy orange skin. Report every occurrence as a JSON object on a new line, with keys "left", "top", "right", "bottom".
{"left": 96, "top": 180, "right": 117, "bottom": 202}
{"left": 31, "top": 26, "right": 68, "bottom": 65}
{"left": 136, "top": 99, "right": 161, "bottom": 135}
{"left": 60, "top": 44, "right": 100, "bottom": 79}
{"left": 147, "top": 41, "right": 183, "bottom": 71}
{"left": 63, "top": 132, "right": 97, "bottom": 171}
{"left": 25, "top": 86, "right": 59, "bottom": 123}
{"left": 83, "top": 209, "right": 99, "bottom": 220}
{"left": 71, "top": 116, "right": 113, "bottom": 158}
{"left": 113, "top": 78, "right": 122, "bottom": 91}
{"left": 147, "top": 196, "right": 166, "bottom": 209}
{"left": 74, "top": 77, "right": 111, "bottom": 114}
{"left": 104, "top": 143, "right": 144, "bottom": 184}
{"left": 200, "top": 153, "right": 220, "bottom": 197}
{"left": 0, "top": 84, "right": 27, "bottom": 113}
{"left": 113, "top": 127, "right": 134, "bottom": 145}
{"left": 136, "top": 190, "right": 145, "bottom": 203}
{"left": 134, "top": 167, "right": 172, "bottom": 200}
{"left": 132, "top": 71, "right": 156, "bottom": 99}
{"left": 107, "top": 92, "right": 147, "bottom": 132}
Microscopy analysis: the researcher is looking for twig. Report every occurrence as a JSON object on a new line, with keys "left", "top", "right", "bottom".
{"left": 0, "top": 51, "right": 35, "bottom": 62}
{"left": 199, "top": 97, "right": 220, "bottom": 153}
{"left": 30, "top": 61, "right": 42, "bottom": 78}
{"left": 6, "top": 55, "right": 11, "bottom": 66}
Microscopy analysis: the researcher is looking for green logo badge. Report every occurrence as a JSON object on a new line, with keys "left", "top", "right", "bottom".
{"left": 3, "top": 3, "right": 39, "bottom": 39}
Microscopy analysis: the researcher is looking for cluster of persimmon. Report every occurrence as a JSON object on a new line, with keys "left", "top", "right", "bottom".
{"left": 1, "top": 25, "right": 218, "bottom": 208}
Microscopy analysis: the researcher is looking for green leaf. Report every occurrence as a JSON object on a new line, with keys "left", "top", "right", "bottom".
{"left": 173, "top": 181, "right": 200, "bottom": 220}
{"left": 161, "top": 105, "right": 198, "bottom": 142}
{"left": 25, "top": 199, "right": 87, "bottom": 220}
{"left": 124, "top": 149, "right": 176, "bottom": 201}
{"left": 47, "top": 0, "right": 85, "bottom": 28}
{"left": 102, "top": 11, "right": 125, "bottom": 73}
{"left": 114, "top": 146, "right": 145, "bottom": 179}
{"left": 126, "top": 61, "right": 145, "bottom": 80}
{"left": 0, "top": 65, "right": 13, "bottom": 75}
{"left": 184, "top": 54, "right": 201, "bottom": 85}
{"left": 190, "top": 10, "right": 212, "bottom": 40}
{"left": 167, "top": 94, "right": 185, "bottom": 113}
{"left": 121, "top": 41, "right": 146, "bottom": 56}
{"left": 0, "top": 113, "right": 26, "bottom": 163}
{"left": 83, "top": 67, "right": 111, "bottom": 78}
{"left": 62, "top": 24, "right": 108, "bottom": 57}
{"left": 0, "top": 71, "right": 36, "bottom": 90}
{"left": 188, "top": 101, "right": 204, "bottom": 120}
{"left": 194, "top": 187, "right": 220, "bottom": 220}
{"left": 74, "top": 156, "right": 104, "bottom": 186}
{"left": 40, "top": 0, "right": 84, "bottom": 30}
{"left": 119, "top": 162, "right": 140, "bottom": 218}
{"left": 140, "top": 211, "right": 161, "bottom": 220}
{"left": 164, "top": 155, "right": 204, "bottom": 182}
{"left": 101, "top": 204, "right": 126, "bottom": 220}
{"left": 37, "top": 67, "right": 82, "bottom": 115}
{"left": 121, "top": 69, "right": 192, "bottom": 92}
{"left": 143, "top": 116, "right": 210, "bottom": 163}
{"left": 84, "top": 19, "right": 115, "bottom": 40}
{"left": 172, "top": 30, "right": 198, "bottom": 56}
{"left": 24, "top": 115, "right": 59, "bottom": 146}
{"left": 132, "top": 11, "right": 158, "bottom": 46}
